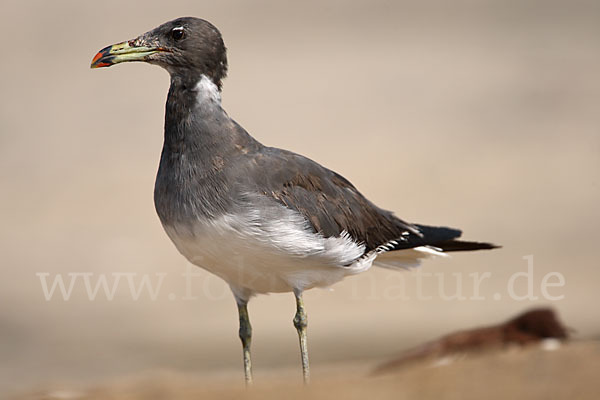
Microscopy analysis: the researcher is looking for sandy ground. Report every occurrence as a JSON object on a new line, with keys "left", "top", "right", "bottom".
{"left": 1, "top": 0, "right": 599, "bottom": 397}
{"left": 13, "top": 341, "right": 600, "bottom": 399}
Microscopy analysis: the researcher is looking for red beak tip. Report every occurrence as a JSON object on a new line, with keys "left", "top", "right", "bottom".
{"left": 92, "top": 51, "right": 103, "bottom": 64}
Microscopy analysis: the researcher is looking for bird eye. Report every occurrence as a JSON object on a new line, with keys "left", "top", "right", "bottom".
{"left": 171, "top": 27, "right": 185, "bottom": 40}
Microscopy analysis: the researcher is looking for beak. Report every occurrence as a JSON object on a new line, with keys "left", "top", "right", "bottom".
{"left": 90, "top": 40, "right": 166, "bottom": 69}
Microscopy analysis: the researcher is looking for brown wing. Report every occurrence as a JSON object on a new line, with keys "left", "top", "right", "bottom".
{"left": 241, "top": 147, "right": 421, "bottom": 252}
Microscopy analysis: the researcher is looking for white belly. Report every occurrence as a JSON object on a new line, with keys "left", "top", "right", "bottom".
{"left": 161, "top": 207, "right": 370, "bottom": 297}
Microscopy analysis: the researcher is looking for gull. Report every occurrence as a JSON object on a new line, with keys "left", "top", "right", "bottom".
{"left": 91, "top": 17, "right": 497, "bottom": 384}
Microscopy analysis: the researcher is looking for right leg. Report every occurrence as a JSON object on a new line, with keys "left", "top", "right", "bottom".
{"left": 235, "top": 294, "right": 253, "bottom": 385}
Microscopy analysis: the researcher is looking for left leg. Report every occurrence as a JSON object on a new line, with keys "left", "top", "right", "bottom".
{"left": 293, "top": 289, "right": 310, "bottom": 383}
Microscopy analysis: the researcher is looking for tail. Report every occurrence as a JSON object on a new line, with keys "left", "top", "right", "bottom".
{"left": 433, "top": 239, "right": 499, "bottom": 252}
{"left": 408, "top": 224, "right": 499, "bottom": 252}
{"left": 373, "top": 224, "right": 499, "bottom": 269}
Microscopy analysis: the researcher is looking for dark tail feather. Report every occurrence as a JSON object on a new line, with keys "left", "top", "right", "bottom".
{"left": 413, "top": 224, "right": 499, "bottom": 252}
{"left": 434, "top": 240, "right": 500, "bottom": 252}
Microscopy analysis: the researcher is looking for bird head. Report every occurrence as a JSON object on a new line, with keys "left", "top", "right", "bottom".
{"left": 91, "top": 17, "right": 228, "bottom": 89}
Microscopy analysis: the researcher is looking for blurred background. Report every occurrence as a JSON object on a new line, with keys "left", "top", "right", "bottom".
{"left": 1, "top": 0, "right": 599, "bottom": 397}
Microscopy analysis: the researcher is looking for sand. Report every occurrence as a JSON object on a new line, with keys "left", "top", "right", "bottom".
{"left": 13, "top": 341, "right": 600, "bottom": 399}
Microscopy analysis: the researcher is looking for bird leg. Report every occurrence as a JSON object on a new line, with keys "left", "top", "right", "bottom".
{"left": 293, "top": 290, "right": 310, "bottom": 384}
{"left": 237, "top": 300, "right": 253, "bottom": 385}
